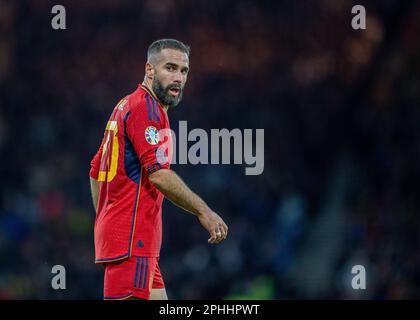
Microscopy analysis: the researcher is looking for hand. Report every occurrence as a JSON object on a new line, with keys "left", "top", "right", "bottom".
{"left": 197, "top": 209, "right": 228, "bottom": 244}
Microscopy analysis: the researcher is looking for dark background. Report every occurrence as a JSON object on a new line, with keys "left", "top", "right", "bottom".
{"left": 0, "top": 0, "right": 419, "bottom": 299}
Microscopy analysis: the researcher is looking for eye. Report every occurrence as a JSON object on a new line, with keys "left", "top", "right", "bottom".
{"left": 166, "top": 65, "right": 175, "bottom": 71}
{"left": 181, "top": 69, "right": 189, "bottom": 75}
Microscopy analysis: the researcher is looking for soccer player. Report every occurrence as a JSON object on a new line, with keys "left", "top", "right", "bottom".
{"left": 89, "top": 39, "right": 228, "bottom": 300}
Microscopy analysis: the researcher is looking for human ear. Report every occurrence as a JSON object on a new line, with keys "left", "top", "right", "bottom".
{"left": 145, "top": 62, "right": 154, "bottom": 80}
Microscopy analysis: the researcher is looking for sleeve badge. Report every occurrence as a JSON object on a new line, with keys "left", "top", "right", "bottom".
{"left": 145, "top": 126, "right": 160, "bottom": 145}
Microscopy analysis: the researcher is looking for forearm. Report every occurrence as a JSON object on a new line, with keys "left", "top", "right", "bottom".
{"left": 90, "top": 177, "right": 99, "bottom": 211}
{"left": 148, "top": 169, "right": 210, "bottom": 216}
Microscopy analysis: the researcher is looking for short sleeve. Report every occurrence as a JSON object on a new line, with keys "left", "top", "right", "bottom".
{"left": 125, "top": 102, "right": 170, "bottom": 174}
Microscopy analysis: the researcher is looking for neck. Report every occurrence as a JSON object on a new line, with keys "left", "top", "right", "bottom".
{"left": 142, "top": 78, "right": 169, "bottom": 112}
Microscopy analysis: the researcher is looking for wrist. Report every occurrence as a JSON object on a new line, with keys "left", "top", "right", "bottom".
{"left": 196, "top": 204, "right": 211, "bottom": 217}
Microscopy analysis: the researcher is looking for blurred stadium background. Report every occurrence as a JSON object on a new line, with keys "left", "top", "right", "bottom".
{"left": 0, "top": 0, "right": 419, "bottom": 299}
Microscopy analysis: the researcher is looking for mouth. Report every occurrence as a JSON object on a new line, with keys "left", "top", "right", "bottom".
{"left": 168, "top": 87, "right": 180, "bottom": 97}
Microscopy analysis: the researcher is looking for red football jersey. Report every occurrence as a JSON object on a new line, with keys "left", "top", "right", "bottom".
{"left": 90, "top": 84, "right": 171, "bottom": 263}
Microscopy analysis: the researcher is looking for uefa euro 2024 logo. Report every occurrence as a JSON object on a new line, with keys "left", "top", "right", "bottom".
{"left": 145, "top": 126, "right": 160, "bottom": 145}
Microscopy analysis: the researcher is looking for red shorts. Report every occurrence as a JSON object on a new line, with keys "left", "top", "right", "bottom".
{"left": 103, "top": 256, "right": 165, "bottom": 300}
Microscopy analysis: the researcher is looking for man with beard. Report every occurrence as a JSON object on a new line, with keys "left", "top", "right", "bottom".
{"left": 89, "top": 39, "right": 228, "bottom": 300}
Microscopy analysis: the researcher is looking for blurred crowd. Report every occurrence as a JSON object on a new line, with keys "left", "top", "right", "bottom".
{"left": 0, "top": 0, "right": 419, "bottom": 299}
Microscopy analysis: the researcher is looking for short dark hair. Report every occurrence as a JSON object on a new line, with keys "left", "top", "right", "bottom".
{"left": 147, "top": 39, "right": 190, "bottom": 62}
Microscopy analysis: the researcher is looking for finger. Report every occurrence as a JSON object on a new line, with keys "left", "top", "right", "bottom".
{"left": 223, "top": 222, "right": 228, "bottom": 233}
{"left": 216, "top": 222, "right": 227, "bottom": 238}
{"left": 209, "top": 236, "right": 219, "bottom": 244}
{"left": 216, "top": 226, "right": 225, "bottom": 240}
{"left": 208, "top": 236, "right": 216, "bottom": 244}
{"left": 209, "top": 228, "right": 222, "bottom": 244}
{"left": 215, "top": 228, "right": 224, "bottom": 243}
{"left": 208, "top": 228, "right": 217, "bottom": 244}
{"left": 220, "top": 224, "right": 228, "bottom": 239}
{"left": 216, "top": 225, "right": 224, "bottom": 237}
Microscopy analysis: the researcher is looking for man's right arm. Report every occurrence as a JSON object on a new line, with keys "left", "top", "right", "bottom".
{"left": 90, "top": 177, "right": 99, "bottom": 212}
{"left": 149, "top": 169, "right": 228, "bottom": 244}
{"left": 125, "top": 103, "right": 227, "bottom": 244}
{"left": 89, "top": 133, "right": 106, "bottom": 213}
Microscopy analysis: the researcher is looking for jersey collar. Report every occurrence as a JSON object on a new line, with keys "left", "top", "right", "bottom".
{"left": 140, "top": 83, "right": 159, "bottom": 102}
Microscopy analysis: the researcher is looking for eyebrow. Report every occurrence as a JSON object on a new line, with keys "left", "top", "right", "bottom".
{"left": 165, "top": 62, "right": 189, "bottom": 71}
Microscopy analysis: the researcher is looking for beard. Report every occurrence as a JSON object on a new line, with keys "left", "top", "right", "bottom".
{"left": 152, "top": 77, "right": 184, "bottom": 108}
